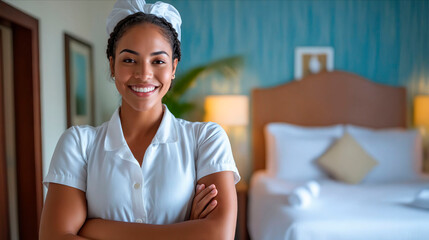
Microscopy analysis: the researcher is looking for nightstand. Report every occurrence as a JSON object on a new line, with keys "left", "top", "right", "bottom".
{"left": 235, "top": 181, "right": 250, "bottom": 240}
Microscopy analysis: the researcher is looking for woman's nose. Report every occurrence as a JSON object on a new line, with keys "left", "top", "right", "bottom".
{"left": 134, "top": 62, "right": 153, "bottom": 79}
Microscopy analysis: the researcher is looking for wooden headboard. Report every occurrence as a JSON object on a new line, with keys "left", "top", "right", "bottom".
{"left": 251, "top": 71, "right": 407, "bottom": 172}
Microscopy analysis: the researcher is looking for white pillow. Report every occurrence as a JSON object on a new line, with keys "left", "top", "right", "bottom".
{"left": 345, "top": 125, "right": 423, "bottom": 183}
{"left": 264, "top": 123, "right": 344, "bottom": 181}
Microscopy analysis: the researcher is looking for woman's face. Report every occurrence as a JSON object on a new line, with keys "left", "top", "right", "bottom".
{"left": 110, "top": 23, "right": 178, "bottom": 112}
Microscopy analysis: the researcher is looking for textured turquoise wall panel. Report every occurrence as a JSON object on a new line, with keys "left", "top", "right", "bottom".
{"left": 162, "top": 0, "right": 428, "bottom": 181}
{"left": 164, "top": 0, "right": 428, "bottom": 122}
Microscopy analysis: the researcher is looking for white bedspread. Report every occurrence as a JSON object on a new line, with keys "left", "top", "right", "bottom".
{"left": 248, "top": 171, "right": 429, "bottom": 240}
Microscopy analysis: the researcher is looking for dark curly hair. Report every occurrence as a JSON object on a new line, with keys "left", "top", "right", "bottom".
{"left": 106, "top": 12, "right": 181, "bottom": 74}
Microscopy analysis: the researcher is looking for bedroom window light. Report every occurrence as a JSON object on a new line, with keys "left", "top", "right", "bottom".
{"left": 414, "top": 95, "right": 429, "bottom": 173}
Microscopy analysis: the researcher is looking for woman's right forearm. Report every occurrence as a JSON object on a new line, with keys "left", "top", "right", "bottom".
{"left": 39, "top": 232, "right": 90, "bottom": 240}
{"left": 39, "top": 221, "right": 92, "bottom": 240}
{"left": 64, "top": 235, "right": 86, "bottom": 240}
{"left": 79, "top": 217, "right": 228, "bottom": 240}
{"left": 59, "top": 233, "right": 90, "bottom": 240}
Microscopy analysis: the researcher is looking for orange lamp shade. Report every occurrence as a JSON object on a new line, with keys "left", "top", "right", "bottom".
{"left": 414, "top": 95, "right": 429, "bottom": 128}
{"left": 204, "top": 95, "right": 249, "bottom": 126}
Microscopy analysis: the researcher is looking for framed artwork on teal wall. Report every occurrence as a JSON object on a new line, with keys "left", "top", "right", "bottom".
{"left": 295, "top": 47, "right": 334, "bottom": 80}
{"left": 64, "top": 33, "right": 94, "bottom": 127}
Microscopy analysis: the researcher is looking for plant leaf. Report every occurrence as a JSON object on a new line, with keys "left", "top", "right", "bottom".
{"left": 163, "top": 55, "right": 244, "bottom": 118}
{"left": 171, "top": 55, "right": 244, "bottom": 98}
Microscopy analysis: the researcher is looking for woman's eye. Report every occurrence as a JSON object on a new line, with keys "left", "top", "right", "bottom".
{"left": 153, "top": 60, "right": 165, "bottom": 64}
{"left": 123, "top": 58, "right": 136, "bottom": 63}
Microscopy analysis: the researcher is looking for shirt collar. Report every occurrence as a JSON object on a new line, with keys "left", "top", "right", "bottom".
{"left": 153, "top": 104, "right": 178, "bottom": 144}
{"left": 104, "top": 104, "right": 178, "bottom": 151}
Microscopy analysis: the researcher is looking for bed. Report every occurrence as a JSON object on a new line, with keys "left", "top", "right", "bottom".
{"left": 248, "top": 71, "right": 429, "bottom": 240}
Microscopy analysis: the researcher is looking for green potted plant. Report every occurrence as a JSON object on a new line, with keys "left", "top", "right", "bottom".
{"left": 163, "top": 55, "right": 244, "bottom": 118}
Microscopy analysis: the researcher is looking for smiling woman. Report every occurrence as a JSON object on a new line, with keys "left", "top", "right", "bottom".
{"left": 38, "top": 1, "right": 240, "bottom": 240}
{"left": 112, "top": 23, "right": 176, "bottom": 115}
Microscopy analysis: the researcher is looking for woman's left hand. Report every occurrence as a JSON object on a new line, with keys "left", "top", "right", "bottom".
{"left": 190, "top": 184, "right": 218, "bottom": 220}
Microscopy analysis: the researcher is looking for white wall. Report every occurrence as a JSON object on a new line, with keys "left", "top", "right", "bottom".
{"left": 4, "top": 0, "right": 119, "bottom": 195}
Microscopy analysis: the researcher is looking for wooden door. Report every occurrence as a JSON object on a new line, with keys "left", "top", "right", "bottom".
{"left": 0, "top": 26, "right": 11, "bottom": 240}
{"left": 0, "top": 2, "right": 42, "bottom": 239}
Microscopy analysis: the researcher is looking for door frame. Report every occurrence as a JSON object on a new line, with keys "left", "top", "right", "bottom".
{"left": 0, "top": 1, "right": 43, "bottom": 239}
{"left": 0, "top": 27, "right": 11, "bottom": 240}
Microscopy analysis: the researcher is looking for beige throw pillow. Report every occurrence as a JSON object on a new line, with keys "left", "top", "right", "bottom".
{"left": 317, "top": 132, "right": 378, "bottom": 184}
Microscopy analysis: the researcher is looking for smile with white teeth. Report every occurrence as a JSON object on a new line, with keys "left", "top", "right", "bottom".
{"left": 130, "top": 86, "right": 156, "bottom": 93}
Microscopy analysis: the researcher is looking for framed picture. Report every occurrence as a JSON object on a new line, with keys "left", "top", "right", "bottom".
{"left": 64, "top": 33, "right": 94, "bottom": 127}
{"left": 294, "top": 47, "right": 334, "bottom": 80}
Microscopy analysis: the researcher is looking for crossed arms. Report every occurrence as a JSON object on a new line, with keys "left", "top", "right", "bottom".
{"left": 39, "top": 171, "right": 237, "bottom": 240}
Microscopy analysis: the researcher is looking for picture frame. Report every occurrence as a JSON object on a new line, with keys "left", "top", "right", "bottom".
{"left": 294, "top": 47, "right": 334, "bottom": 80}
{"left": 64, "top": 33, "right": 94, "bottom": 127}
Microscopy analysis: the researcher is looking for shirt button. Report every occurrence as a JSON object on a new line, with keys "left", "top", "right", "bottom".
{"left": 135, "top": 218, "right": 143, "bottom": 223}
{"left": 134, "top": 183, "right": 141, "bottom": 189}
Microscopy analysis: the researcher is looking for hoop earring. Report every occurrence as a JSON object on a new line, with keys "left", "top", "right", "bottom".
{"left": 172, "top": 74, "right": 175, "bottom": 79}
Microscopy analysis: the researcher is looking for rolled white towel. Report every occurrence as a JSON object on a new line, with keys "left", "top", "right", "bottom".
{"left": 412, "top": 188, "right": 429, "bottom": 209}
{"left": 288, "top": 181, "right": 321, "bottom": 208}
{"left": 304, "top": 180, "right": 321, "bottom": 198}
{"left": 288, "top": 186, "right": 313, "bottom": 208}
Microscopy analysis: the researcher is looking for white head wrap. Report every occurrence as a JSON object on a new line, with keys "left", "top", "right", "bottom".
{"left": 106, "top": 0, "right": 182, "bottom": 42}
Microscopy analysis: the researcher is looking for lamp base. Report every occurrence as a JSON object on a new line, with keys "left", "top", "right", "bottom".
{"left": 424, "top": 152, "right": 429, "bottom": 174}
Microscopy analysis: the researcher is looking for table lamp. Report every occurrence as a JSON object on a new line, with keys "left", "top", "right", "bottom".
{"left": 204, "top": 95, "right": 249, "bottom": 127}
{"left": 414, "top": 95, "right": 429, "bottom": 173}
{"left": 204, "top": 95, "right": 249, "bottom": 182}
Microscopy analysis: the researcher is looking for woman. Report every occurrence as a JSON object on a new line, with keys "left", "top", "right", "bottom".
{"left": 39, "top": 1, "right": 240, "bottom": 239}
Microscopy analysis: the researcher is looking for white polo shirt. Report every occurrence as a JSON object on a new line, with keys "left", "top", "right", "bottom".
{"left": 43, "top": 105, "right": 240, "bottom": 224}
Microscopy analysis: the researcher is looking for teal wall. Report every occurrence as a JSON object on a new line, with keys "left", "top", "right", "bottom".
{"left": 167, "top": 0, "right": 429, "bottom": 122}
{"left": 165, "top": 0, "right": 429, "bottom": 180}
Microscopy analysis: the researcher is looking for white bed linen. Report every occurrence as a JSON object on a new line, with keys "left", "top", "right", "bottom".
{"left": 249, "top": 171, "right": 429, "bottom": 240}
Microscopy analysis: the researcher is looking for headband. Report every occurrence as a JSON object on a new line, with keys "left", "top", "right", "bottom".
{"left": 106, "top": 0, "right": 182, "bottom": 42}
